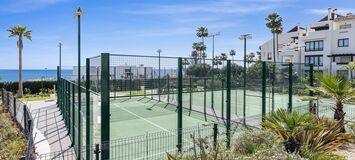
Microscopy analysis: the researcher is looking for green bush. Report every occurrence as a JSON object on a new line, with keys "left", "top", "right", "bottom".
{"left": 0, "top": 80, "right": 56, "bottom": 94}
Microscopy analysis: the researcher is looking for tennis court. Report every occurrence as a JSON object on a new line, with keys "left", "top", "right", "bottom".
{"left": 109, "top": 97, "right": 212, "bottom": 139}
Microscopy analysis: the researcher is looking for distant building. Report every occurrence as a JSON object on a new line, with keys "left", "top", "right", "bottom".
{"left": 72, "top": 64, "right": 176, "bottom": 80}
{"left": 260, "top": 8, "right": 354, "bottom": 78}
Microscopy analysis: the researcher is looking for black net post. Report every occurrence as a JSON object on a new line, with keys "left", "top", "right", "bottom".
{"left": 226, "top": 60, "right": 231, "bottom": 149}
{"left": 288, "top": 63, "right": 293, "bottom": 113}
{"left": 262, "top": 62, "right": 267, "bottom": 121}
{"left": 94, "top": 143, "right": 100, "bottom": 160}
{"left": 177, "top": 57, "right": 183, "bottom": 152}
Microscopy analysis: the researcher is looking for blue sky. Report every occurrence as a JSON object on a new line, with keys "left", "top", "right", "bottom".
{"left": 0, "top": 0, "right": 354, "bottom": 69}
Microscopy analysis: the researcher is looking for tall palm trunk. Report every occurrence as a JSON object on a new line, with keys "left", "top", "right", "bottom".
{"left": 334, "top": 100, "right": 345, "bottom": 132}
{"left": 18, "top": 39, "right": 24, "bottom": 98}
{"left": 273, "top": 33, "right": 276, "bottom": 63}
{"left": 276, "top": 33, "right": 279, "bottom": 62}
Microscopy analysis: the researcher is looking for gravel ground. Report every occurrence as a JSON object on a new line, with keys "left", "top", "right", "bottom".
{"left": 333, "top": 143, "right": 355, "bottom": 160}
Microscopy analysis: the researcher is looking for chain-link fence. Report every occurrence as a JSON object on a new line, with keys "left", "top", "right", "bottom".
{"left": 56, "top": 53, "right": 355, "bottom": 159}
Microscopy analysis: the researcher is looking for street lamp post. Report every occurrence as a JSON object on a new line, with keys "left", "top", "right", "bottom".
{"left": 208, "top": 32, "right": 220, "bottom": 110}
{"left": 239, "top": 34, "right": 252, "bottom": 125}
{"left": 75, "top": 7, "right": 83, "bottom": 160}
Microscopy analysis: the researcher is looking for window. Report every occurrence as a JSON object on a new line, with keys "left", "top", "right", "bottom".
{"left": 305, "top": 55, "right": 323, "bottom": 66}
{"left": 335, "top": 56, "right": 352, "bottom": 64}
{"left": 338, "top": 38, "right": 349, "bottom": 47}
{"left": 339, "top": 24, "right": 352, "bottom": 29}
{"left": 305, "top": 40, "right": 324, "bottom": 52}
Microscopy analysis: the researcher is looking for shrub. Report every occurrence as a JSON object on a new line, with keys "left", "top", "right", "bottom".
{"left": 0, "top": 80, "right": 56, "bottom": 94}
{"left": 233, "top": 130, "right": 278, "bottom": 155}
{"left": 262, "top": 109, "right": 351, "bottom": 158}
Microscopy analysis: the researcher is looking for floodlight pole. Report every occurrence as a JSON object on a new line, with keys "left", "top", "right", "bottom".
{"left": 208, "top": 32, "right": 220, "bottom": 110}
{"left": 239, "top": 34, "right": 252, "bottom": 125}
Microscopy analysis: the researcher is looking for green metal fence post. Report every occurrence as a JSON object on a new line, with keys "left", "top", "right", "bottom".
{"left": 189, "top": 76, "right": 192, "bottom": 116}
{"left": 86, "top": 58, "right": 91, "bottom": 159}
{"left": 13, "top": 96, "right": 16, "bottom": 118}
{"left": 57, "top": 66, "right": 60, "bottom": 106}
{"left": 101, "top": 53, "right": 110, "bottom": 159}
{"left": 144, "top": 67, "right": 147, "bottom": 96}
{"left": 288, "top": 63, "right": 293, "bottom": 113}
{"left": 177, "top": 57, "right": 183, "bottom": 152}
{"left": 67, "top": 81, "right": 71, "bottom": 136}
{"left": 71, "top": 83, "right": 75, "bottom": 147}
{"left": 130, "top": 67, "right": 132, "bottom": 98}
{"left": 67, "top": 81, "right": 70, "bottom": 128}
{"left": 309, "top": 64, "right": 314, "bottom": 114}
{"left": 221, "top": 79, "right": 224, "bottom": 119}
{"left": 167, "top": 74, "right": 170, "bottom": 103}
{"left": 262, "top": 62, "right": 267, "bottom": 121}
{"left": 226, "top": 60, "right": 231, "bottom": 149}
{"left": 204, "top": 77, "right": 207, "bottom": 121}
{"left": 63, "top": 80, "right": 66, "bottom": 122}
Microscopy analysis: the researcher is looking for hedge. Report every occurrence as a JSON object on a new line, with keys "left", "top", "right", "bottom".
{"left": 0, "top": 81, "right": 56, "bottom": 94}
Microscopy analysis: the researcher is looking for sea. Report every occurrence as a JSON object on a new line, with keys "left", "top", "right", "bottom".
{"left": 0, "top": 69, "right": 72, "bottom": 82}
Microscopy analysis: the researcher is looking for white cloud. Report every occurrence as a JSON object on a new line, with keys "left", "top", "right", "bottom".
{"left": 123, "top": 0, "right": 285, "bottom": 15}
{"left": 0, "top": 0, "right": 69, "bottom": 13}
{"left": 308, "top": 8, "right": 355, "bottom": 15}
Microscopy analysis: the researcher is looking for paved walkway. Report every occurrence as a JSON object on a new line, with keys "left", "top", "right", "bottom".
{"left": 24, "top": 100, "right": 75, "bottom": 159}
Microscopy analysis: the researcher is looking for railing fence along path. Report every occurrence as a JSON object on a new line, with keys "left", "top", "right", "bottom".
{"left": 1, "top": 89, "right": 34, "bottom": 160}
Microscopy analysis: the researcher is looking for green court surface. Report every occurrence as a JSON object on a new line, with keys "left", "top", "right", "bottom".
{"left": 109, "top": 97, "right": 210, "bottom": 139}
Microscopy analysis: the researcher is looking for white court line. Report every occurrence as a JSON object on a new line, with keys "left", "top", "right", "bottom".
{"left": 112, "top": 105, "right": 193, "bottom": 143}
{"left": 114, "top": 105, "right": 170, "bottom": 132}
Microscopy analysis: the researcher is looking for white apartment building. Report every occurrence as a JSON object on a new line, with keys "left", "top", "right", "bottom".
{"left": 261, "top": 8, "right": 354, "bottom": 78}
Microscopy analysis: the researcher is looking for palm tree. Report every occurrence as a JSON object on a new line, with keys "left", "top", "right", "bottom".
{"left": 308, "top": 74, "right": 355, "bottom": 132}
{"left": 341, "top": 61, "right": 355, "bottom": 80}
{"left": 197, "top": 27, "right": 208, "bottom": 62}
{"left": 7, "top": 25, "right": 32, "bottom": 98}
{"left": 191, "top": 50, "right": 198, "bottom": 64}
{"left": 192, "top": 42, "right": 206, "bottom": 63}
{"left": 265, "top": 12, "right": 283, "bottom": 63}
{"left": 213, "top": 56, "right": 222, "bottom": 70}
{"left": 196, "top": 26, "right": 209, "bottom": 45}
{"left": 229, "top": 50, "right": 236, "bottom": 61}
{"left": 220, "top": 53, "right": 227, "bottom": 61}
